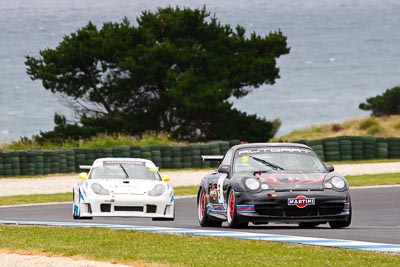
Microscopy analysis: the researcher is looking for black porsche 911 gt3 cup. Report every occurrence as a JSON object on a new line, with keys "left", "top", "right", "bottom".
{"left": 197, "top": 143, "right": 351, "bottom": 228}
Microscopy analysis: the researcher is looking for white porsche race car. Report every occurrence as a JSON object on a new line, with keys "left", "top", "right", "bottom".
{"left": 72, "top": 158, "right": 174, "bottom": 221}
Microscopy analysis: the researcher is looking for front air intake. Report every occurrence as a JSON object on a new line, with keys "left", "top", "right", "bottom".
{"left": 100, "top": 204, "right": 111, "bottom": 212}
{"left": 115, "top": 206, "right": 143, "bottom": 212}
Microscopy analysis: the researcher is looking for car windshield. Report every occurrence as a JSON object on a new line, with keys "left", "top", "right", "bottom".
{"left": 234, "top": 147, "right": 326, "bottom": 173}
{"left": 89, "top": 161, "right": 161, "bottom": 180}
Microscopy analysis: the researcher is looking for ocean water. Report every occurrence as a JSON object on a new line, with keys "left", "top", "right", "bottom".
{"left": 1, "top": 0, "right": 400, "bottom": 142}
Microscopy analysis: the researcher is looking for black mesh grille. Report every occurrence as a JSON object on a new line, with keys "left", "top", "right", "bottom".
{"left": 115, "top": 206, "right": 143, "bottom": 212}
{"left": 285, "top": 206, "right": 318, "bottom": 216}
{"left": 254, "top": 204, "right": 283, "bottom": 216}
{"left": 254, "top": 202, "right": 344, "bottom": 217}
{"left": 319, "top": 203, "right": 344, "bottom": 215}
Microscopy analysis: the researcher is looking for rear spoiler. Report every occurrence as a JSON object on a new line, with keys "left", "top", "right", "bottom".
{"left": 79, "top": 165, "right": 92, "bottom": 170}
{"left": 201, "top": 155, "right": 223, "bottom": 162}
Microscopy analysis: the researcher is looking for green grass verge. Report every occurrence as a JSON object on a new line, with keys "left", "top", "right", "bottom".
{"left": 0, "top": 225, "right": 398, "bottom": 266}
{"left": 172, "top": 185, "right": 198, "bottom": 196}
{"left": 328, "top": 158, "right": 400, "bottom": 164}
{"left": 0, "top": 193, "right": 71, "bottom": 206}
{"left": 346, "top": 173, "right": 400, "bottom": 187}
{"left": 274, "top": 115, "right": 400, "bottom": 142}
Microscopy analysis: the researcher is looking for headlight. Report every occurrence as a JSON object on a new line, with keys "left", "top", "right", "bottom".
{"left": 245, "top": 178, "right": 260, "bottom": 190}
{"left": 261, "top": 184, "right": 269, "bottom": 190}
{"left": 331, "top": 177, "right": 346, "bottom": 189}
{"left": 91, "top": 183, "right": 110, "bottom": 195}
{"left": 148, "top": 184, "right": 166, "bottom": 196}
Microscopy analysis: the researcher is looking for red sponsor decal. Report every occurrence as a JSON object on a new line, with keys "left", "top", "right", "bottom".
{"left": 288, "top": 195, "right": 315, "bottom": 208}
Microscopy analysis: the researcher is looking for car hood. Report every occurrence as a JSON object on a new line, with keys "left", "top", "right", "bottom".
{"left": 258, "top": 171, "right": 327, "bottom": 190}
{"left": 88, "top": 179, "right": 162, "bottom": 194}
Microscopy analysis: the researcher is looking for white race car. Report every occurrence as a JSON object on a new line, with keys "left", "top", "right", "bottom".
{"left": 72, "top": 158, "right": 174, "bottom": 221}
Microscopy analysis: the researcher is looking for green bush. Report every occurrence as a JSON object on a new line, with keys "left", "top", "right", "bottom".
{"left": 358, "top": 117, "right": 380, "bottom": 130}
{"left": 359, "top": 86, "right": 400, "bottom": 116}
{"left": 366, "top": 125, "right": 383, "bottom": 135}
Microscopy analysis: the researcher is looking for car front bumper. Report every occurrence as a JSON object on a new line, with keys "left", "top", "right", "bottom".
{"left": 208, "top": 189, "right": 350, "bottom": 223}
{"left": 76, "top": 193, "right": 174, "bottom": 218}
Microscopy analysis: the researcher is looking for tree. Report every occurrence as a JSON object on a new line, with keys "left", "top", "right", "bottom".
{"left": 359, "top": 86, "right": 400, "bottom": 116}
{"left": 26, "top": 6, "right": 289, "bottom": 142}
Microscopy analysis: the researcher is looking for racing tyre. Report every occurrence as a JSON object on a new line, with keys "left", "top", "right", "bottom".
{"left": 298, "top": 222, "right": 321, "bottom": 228}
{"left": 227, "top": 189, "right": 248, "bottom": 228}
{"left": 329, "top": 200, "right": 352, "bottom": 229}
{"left": 197, "top": 187, "right": 222, "bottom": 227}
{"left": 152, "top": 217, "right": 175, "bottom": 221}
{"left": 72, "top": 190, "right": 92, "bottom": 220}
{"left": 72, "top": 191, "right": 82, "bottom": 220}
{"left": 152, "top": 206, "right": 175, "bottom": 221}
{"left": 329, "top": 216, "right": 351, "bottom": 228}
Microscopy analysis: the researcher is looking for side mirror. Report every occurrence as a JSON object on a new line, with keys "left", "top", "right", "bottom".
{"left": 79, "top": 172, "right": 88, "bottom": 180}
{"left": 162, "top": 175, "right": 171, "bottom": 182}
{"left": 217, "top": 165, "right": 230, "bottom": 174}
{"left": 325, "top": 164, "right": 334, "bottom": 172}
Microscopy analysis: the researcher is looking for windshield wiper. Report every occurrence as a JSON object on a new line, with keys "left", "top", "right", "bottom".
{"left": 119, "top": 164, "right": 129, "bottom": 178}
{"left": 249, "top": 155, "right": 284, "bottom": 170}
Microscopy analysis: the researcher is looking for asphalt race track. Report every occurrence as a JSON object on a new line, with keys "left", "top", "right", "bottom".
{"left": 0, "top": 186, "right": 399, "bottom": 246}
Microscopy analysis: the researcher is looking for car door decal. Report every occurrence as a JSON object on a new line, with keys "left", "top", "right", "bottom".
{"left": 217, "top": 173, "right": 227, "bottom": 204}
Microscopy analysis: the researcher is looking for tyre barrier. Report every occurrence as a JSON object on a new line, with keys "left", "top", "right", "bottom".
{"left": 297, "top": 136, "right": 400, "bottom": 162}
{"left": 2, "top": 137, "right": 400, "bottom": 177}
{"left": 388, "top": 137, "right": 400, "bottom": 159}
{"left": 376, "top": 138, "right": 389, "bottom": 159}
{"left": 323, "top": 139, "right": 340, "bottom": 161}
{"left": 199, "top": 143, "right": 212, "bottom": 168}
{"left": 113, "top": 146, "right": 130, "bottom": 158}
{"left": 66, "top": 149, "right": 76, "bottom": 173}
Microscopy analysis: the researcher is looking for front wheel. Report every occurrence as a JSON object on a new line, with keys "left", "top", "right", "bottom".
{"left": 299, "top": 222, "right": 320, "bottom": 228}
{"left": 152, "top": 206, "right": 175, "bottom": 221}
{"left": 197, "top": 187, "right": 222, "bottom": 227}
{"left": 329, "top": 199, "right": 352, "bottom": 228}
{"left": 72, "top": 190, "right": 92, "bottom": 220}
{"left": 72, "top": 190, "right": 80, "bottom": 219}
{"left": 329, "top": 213, "right": 351, "bottom": 228}
{"left": 152, "top": 217, "right": 174, "bottom": 221}
{"left": 227, "top": 189, "right": 248, "bottom": 228}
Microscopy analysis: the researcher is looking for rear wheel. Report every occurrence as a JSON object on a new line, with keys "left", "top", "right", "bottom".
{"left": 227, "top": 189, "right": 248, "bottom": 228}
{"left": 197, "top": 187, "right": 222, "bottom": 227}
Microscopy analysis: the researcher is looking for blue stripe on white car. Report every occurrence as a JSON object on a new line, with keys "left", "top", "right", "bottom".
{"left": 73, "top": 204, "right": 79, "bottom": 216}
{"left": 0, "top": 220, "right": 399, "bottom": 254}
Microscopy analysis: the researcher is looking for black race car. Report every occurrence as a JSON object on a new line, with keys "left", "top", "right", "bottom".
{"left": 197, "top": 143, "right": 351, "bottom": 228}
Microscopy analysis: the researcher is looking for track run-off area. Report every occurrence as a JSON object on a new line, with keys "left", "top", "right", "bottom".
{"left": 0, "top": 185, "right": 399, "bottom": 254}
